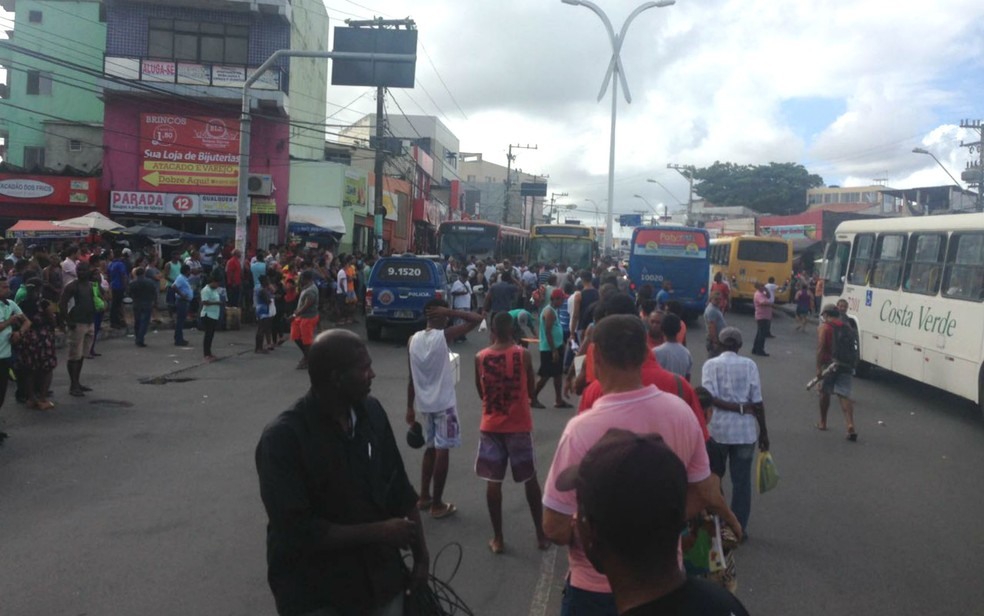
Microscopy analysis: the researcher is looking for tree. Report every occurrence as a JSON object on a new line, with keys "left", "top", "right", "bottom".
{"left": 692, "top": 162, "right": 824, "bottom": 215}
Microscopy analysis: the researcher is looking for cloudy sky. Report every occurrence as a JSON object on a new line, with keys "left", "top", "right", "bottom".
{"left": 320, "top": 0, "right": 984, "bottom": 222}
{"left": 2, "top": 0, "right": 981, "bottom": 224}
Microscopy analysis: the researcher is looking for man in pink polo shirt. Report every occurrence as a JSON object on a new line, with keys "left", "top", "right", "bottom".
{"left": 542, "top": 315, "right": 741, "bottom": 615}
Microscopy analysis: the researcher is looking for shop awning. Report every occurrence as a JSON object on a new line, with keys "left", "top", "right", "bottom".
{"left": 53, "top": 212, "right": 125, "bottom": 232}
{"left": 6, "top": 220, "right": 88, "bottom": 239}
{"left": 287, "top": 205, "right": 346, "bottom": 236}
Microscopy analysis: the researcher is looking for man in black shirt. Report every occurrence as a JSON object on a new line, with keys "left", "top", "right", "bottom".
{"left": 256, "top": 329, "right": 429, "bottom": 616}
{"left": 556, "top": 428, "right": 750, "bottom": 616}
{"left": 127, "top": 267, "right": 158, "bottom": 348}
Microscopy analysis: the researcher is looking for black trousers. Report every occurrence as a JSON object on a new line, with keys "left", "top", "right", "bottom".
{"left": 753, "top": 319, "right": 769, "bottom": 353}
{"left": 202, "top": 316, "right": 217, "bottom": 356}
{"left": 110, "top": 291, "right": 126, "bottom": 327}
{"left": 0, "top": 357, "right": 10, "bottom": 411}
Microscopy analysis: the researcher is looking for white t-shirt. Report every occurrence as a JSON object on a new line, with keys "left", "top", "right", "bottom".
{"left": 765, "top": 282, "right": 778, "bottom": 302}
{"left": 484, "top": 264, "right": 497, "bottom": 282}
{"left": 336, "top": 268, "right": 348, "bottom": 294}
{"left": 61, "top": 257, "right": 78, "bottom": 285}
{"left": 451, "top": 280, "right": 472, "bottom": 310}
{"left": 409, "top": 329, "right": 456, "bottom": 413}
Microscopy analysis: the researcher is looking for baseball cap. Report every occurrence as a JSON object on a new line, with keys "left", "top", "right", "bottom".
{"left": 719, "top": 326, "right": 742, "bottom": 346}
{"left": 555, "top": 428, "right": 687, "bottom": 542}
{"left": 550, "top": 288, "right": 566, "bottom": 300}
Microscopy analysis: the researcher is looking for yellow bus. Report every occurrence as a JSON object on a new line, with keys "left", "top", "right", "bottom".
{"left": 709, "top": 236, "right": 793, "bottom": 303}
{"left": 822, "top": 213, "right": 984, "bottom": 410}
{"left": 529, "top": 224, "right": 597, "bottom": 271}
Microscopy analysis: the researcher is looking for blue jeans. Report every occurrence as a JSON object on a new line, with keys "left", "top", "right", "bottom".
{"left": 708, "top": 440, "right": 756, "bottom": 532}
{"left": 134, "top": 305, "right": 152, "bottom": 345}
{"left": 561, "top": 577, "right": 616, "bottom": 616}
{"left": 174, "top": 300, "right": 189, "bottom": 344}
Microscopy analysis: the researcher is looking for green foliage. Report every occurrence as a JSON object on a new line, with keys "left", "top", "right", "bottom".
{"left": 692, "top": 162, "right": 824, "bottom": 215}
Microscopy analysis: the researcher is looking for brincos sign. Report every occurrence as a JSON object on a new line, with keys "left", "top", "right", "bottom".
{"left": 879, "top": 300, "right": 957, "bottom": 336}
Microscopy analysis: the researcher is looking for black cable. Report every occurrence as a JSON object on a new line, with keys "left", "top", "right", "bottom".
{"left": 403, "top": 542, "right": 475, "bottom": 616}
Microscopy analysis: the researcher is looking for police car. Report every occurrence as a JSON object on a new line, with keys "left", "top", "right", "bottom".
{"left": 364, "top": 254, "right": 447, "bottom": 341}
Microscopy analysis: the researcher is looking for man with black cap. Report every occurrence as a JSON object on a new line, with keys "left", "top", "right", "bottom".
{"left": 543, "top": 315, "right": 740, "bottom": 615}
{"left": 701, "top": 326, "right": 769, "bottom": 538}
{"left": 556, "top": 428, "right": 750, "bottom": 615}
{"left": 256, "top": 329, "right": 428, "bottom": 616}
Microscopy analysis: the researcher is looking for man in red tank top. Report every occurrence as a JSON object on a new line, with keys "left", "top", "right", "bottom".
{"left": 474, "top": 312, "right": 550, "bottom": 554}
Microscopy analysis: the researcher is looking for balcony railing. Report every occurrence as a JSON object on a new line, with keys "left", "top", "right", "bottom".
{"left": 104, "top": 56, "right": 289, "bottom": 95}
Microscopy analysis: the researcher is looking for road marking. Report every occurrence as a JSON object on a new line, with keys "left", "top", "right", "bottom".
{"left": 528, "top": 544, "right": 558, "bottom": 616}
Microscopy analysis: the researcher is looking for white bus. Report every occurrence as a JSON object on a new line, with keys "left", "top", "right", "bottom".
{"left": 821, "top": 213, "right": 984, "bottom": 411}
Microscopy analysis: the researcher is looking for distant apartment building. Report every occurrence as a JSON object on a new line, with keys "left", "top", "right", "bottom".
{"left": 100, "top": 0, "right": 327, "bottom": 246}
{"left": 0, "top": 0, "right": 106, "bottom": 227}
{"left": 459, "top": 153, "right": 545, "bottom": 228}
{"left": 339, "top": 113, "right": 461, "bottom": 186}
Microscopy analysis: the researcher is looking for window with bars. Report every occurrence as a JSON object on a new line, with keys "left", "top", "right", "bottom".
{"left": 147, "top": 19, "right": 249, "bottom": 65}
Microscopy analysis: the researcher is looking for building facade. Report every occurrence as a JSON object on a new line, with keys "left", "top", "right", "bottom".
{"left": 459, "top": 153, "right": 545, "bottom": 228}
{"left": 0, "top": 0, "right": 106, "bottom": 172}
{"left": 0, "top": 0, "right": 107, "bottom": 229}
{"left": 100, "top": 0, "right": 327, "bottom": 247}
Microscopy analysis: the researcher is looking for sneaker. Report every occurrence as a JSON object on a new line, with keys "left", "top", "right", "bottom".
{"left": 175, "top": 341, "right": 190, "bottom": 347}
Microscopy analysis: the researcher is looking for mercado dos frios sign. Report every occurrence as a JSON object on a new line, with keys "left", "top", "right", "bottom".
{"left": 139, "top": 114, "right": 240, "bottom": 194}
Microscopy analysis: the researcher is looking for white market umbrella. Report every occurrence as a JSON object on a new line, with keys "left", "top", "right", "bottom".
{"left": 53, "top": 212, "right": 125, "bottom": 232}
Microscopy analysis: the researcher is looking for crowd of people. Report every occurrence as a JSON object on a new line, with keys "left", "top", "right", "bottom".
{"left": 255, "top": 251, "right": 789, "bottom": 616}
{"left": 0, "top": 236, "right": 379, "bottom": 443}
{"left": 1, "top": 235, "right": 856, "bottom": 614}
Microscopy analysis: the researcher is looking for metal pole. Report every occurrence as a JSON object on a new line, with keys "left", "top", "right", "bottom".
{"left": 605, "top": 76, "right": 617, "bottom": 256}
{"left": 373, "top": 86, "right": 385, "bottom": 255}
{"left": 234, "top": 50, "right": 416, "bottom": 254}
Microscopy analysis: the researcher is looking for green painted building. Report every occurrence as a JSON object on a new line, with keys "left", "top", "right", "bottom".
{"left": 0, "top": 0, "right": 106, "bottom": 171}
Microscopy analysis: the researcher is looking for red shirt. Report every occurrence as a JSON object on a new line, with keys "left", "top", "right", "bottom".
{"left": 578, "top": 353, "right": 709, "bottom": 441}
{"left": 476, "top": 345, "right": 533, "bottom": 433}
{"left": 225, "top": 256, "right": 242, "bottom": 286}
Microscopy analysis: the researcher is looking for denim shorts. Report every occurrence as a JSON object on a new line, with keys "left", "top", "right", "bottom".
{"left": 421, "top": 407, "right": 461, "bottom": 449}
{"left": 821, "top": 371, "right": 853, "bottom": 399}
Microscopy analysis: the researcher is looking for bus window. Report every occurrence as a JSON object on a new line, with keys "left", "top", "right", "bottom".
{"left": 847, "top": 234, "right": 875, "bottom": 285}
{"left": 871, "top": 234, "right": 906, "bottom": 290}
{"left": 942, "top": 232, "right": 984, "bottom": 302}
{"left": 903, "top": 233, "right": 945, "bottom": 295}
{"left": 736, "top": 240, "right": 787, "bottom": 263}
{"left": 822, "top": 241, "right": 851, "bottom": 296}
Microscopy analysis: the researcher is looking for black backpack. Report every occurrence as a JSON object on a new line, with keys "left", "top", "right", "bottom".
{"left": 830, "top": 321, "right": 859, "bottom": 372}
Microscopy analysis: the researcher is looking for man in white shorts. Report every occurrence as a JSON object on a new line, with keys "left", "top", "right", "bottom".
{"left": 407, "top": 299, "right": 484, "bottom": 520}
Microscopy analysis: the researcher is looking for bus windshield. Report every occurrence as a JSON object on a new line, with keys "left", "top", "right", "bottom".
{"left": 439, "top": 228, "right": 497, "bottom": 261}
{"left": 737, "top": 240, "right": 788, "bottom": 263}
{"left": 530, "top": 237, "right": 594, "bottom": 271}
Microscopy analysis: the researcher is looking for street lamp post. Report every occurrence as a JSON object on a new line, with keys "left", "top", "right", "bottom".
{"left": 633, "top": 194, "right": 663, "bottom": 223}
{"left": 912, "top": 147, "right": 964, "bottom": 213}
{"left": 562, "top": 0, "right": 675, "bottom": 255}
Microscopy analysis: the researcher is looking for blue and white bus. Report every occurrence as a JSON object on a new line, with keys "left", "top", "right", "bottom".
{"left": 627, "top": 226, "right": 710, "bottom": 320}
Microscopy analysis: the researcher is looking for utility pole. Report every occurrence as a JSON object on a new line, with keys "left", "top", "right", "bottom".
{"left": 667, "top": 163, "right": 695, "bottom": 224}
{"left": 548, "top": 191, "right": 568, "bottom": 223}
{"left": 959, "top": 119, "right": 983, "bottom": 212}
{"left": 503, "top": 143, "right": 537, "bottom": 225}
{"left": 346, "top": 17, "right": 417, "bottom": 254}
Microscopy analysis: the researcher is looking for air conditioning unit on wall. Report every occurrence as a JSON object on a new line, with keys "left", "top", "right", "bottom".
{"left": 248, "top": 174, "right": 273, "bottom": 196}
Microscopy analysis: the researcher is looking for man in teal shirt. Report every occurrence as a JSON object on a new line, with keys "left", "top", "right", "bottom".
{"left": 532, "top": 290, "right": 569, "bottom": 409}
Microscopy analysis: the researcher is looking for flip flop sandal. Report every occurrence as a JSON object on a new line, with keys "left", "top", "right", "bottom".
{"left": 416, "top": 499, "right": 433, "bottom": 511}
{"left": 430, "top": 503, "right": 457, "bottom": 519}
{"left": 814, "top": 423, "right": 828, "bottom": 431}
{"left": 847, "top": 432, "right": 858, "bottom": 442}
{"left": 488, "top": 539, "right": 504, "bottom": 554}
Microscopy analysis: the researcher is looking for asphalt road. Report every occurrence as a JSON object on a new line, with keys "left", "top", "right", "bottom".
{"left": 1, "top": 309, "right": 982, "bottom": 615}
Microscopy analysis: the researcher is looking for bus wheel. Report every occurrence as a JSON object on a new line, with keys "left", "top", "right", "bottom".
{"left": 366, "top": 322, "right": 383, "bottom": 342}
{"left": 855, "top": 361, "right": 872, "bottom": 379}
